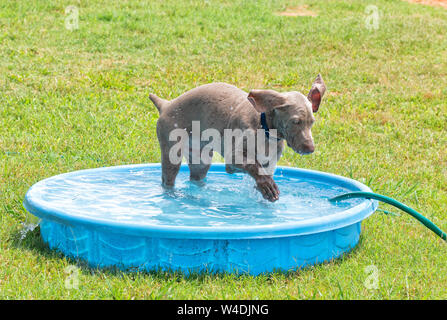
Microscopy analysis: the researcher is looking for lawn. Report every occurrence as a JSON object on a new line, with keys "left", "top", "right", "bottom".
{"left": 0, "top": 0, "right": 446, "bottom": 299}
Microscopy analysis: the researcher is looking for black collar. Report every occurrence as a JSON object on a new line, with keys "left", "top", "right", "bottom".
{"left": 260, "top": 112, "right": 282, "bottom": 141}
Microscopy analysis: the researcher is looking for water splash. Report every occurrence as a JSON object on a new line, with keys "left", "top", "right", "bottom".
{"left": 20, "top": 221, "right": 39, "bottom": 240}
{"left": 19, "top": 210, "right": 41, "bottom": 240}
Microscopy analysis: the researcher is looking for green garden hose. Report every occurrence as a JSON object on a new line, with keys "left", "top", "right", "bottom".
{"left": 329, "top": 191, "right": 447, "bottom": 241}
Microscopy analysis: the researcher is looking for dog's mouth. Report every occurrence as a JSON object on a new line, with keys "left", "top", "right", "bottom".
{"left": 285, "top": 136, "right": 315, "bottom": 155}
{"left": 288, "top": 144, "right": 315, "bottom": 156}
{"left": 294, "top": 149, "right": 314, "bottom": 155}
{"left": 290, "top": 145, "right": 315, "bottom": 155}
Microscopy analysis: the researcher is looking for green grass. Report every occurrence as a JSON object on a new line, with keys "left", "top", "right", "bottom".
{"left": 1, "top": 0, "right": 446, "bottom": 299}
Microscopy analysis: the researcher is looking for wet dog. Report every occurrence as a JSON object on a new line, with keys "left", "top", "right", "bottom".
{"left": 150, "top": 74, "right": 326, "bottom": 201}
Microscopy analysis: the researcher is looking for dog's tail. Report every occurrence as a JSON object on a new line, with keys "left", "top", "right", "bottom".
{"left": 149, "top": 93, "right": 169, "bottom": 113}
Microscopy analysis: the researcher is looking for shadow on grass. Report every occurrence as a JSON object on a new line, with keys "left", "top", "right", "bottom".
{"left": 10, "top": 224, "right": 64, "bottom": 261}
{"left": 10, "top": 224, "right": 365, "bottom": 283}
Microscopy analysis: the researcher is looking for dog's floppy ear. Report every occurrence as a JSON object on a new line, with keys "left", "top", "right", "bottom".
{"left": 247, "top": 89, "right": 287, "bottom": 113}
{"left": 307, "top": 74, "right": 326, "bottom": 113}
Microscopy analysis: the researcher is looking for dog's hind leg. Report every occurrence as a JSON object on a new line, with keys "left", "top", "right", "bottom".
{"left": 188, "top": 163, "right": 211, "bottom": 181}
{"left": 187, "top": 146, "right": 212, "bottom": 181}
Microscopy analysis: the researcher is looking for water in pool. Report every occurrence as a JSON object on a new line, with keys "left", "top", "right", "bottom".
{"left": 34, "top": 166, "right": 361, "bottom": 227}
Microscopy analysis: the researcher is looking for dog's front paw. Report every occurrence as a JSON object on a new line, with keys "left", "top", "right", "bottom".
{"left": 256, "top": 176, "right": 279, "bottom": 202}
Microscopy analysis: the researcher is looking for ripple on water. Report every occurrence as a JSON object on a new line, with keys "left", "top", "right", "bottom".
{"left": 33, "top": 168, "right": 362, "bottom": 227}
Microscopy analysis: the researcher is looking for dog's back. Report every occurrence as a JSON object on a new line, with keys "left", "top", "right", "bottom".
{"left": 151, "top": 82, "right": 251, "bottom": 134}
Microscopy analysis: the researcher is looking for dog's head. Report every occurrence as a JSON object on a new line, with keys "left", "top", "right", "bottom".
{"left": 247, "top": 74, "right": 326, "bottom": 155}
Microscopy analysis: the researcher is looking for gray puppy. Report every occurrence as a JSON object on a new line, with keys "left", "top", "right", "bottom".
{"left": 150, "top": 74, "right": 326, "bottom": 202}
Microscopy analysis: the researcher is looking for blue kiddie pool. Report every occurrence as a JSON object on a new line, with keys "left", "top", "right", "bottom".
{"left": 23, "top": 163, "right": 378, "bottom": 275}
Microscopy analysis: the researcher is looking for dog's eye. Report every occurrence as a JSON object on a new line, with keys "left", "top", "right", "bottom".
{"left": 292, "top": 119, "right": 302, "bottom": 125}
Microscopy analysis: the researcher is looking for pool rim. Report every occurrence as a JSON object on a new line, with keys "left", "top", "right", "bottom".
{"left": 23, "top": 163, "right": 378, "bottom": 240}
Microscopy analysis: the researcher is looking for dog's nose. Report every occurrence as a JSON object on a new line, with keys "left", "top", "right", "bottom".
{"left": 303, "top": 143, "right": 315, "bottom": 154}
